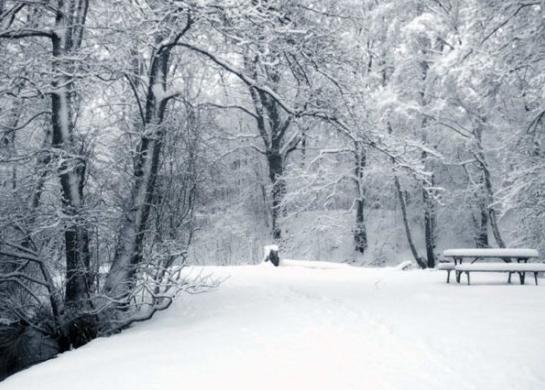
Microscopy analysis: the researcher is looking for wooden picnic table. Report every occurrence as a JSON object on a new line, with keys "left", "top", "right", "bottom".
{"left": 441, "top": 248, "right": 541, "bottom": 284}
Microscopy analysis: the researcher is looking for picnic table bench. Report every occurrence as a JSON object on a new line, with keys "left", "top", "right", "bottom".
{"left": 439, "top": 248, "right": 543, "bottom": 285}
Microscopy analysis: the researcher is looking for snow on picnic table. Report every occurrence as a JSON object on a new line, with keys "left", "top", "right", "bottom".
{"left": 443, "top": 248, "right": 540, "bottom": 258}
{"left": 4, "top": 260, "right": 545, "bottom": 390}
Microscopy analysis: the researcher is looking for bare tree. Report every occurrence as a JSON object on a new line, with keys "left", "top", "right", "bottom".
{"left": 103, "top": 5, "right": 193, "bottom": 303}
{"left": 1, "top": 0, "right": 96, "bottom": 347}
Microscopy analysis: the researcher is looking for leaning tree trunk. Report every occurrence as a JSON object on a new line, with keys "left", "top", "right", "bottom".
{"left": 477, "top": 151, "right": 505, "bottom": 248}
{"left": 104, "top": 118, "right": 165, "bottom": 301}
{"left": 354, "top": 141, "right": 368, "bottom": 254}
{"left": 103, "top": 27, "right": 184, "bottom": 302}
{"left": 394, "top": 175, "right": 427, "bottom": 269}
{"left": 388, "top": 123, "right": 426, "bottom": 269}
{"left": 473, "top": 121, "right": 505, "bottom": 248}
{"left": 104, "top": 107, "right": 165, "bottom": 301}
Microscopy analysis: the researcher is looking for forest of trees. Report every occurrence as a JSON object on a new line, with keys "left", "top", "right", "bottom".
{"left": 1, "top": 0, "right": 544, "bottom": 378}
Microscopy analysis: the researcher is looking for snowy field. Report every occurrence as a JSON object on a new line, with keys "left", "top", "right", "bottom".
{"left": 4, "top": 261, "right": 545, "bottom": 390}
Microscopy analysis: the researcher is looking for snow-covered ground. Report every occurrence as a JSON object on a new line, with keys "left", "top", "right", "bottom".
{"left": 4, "top": 261, "right": 545, "bottom": 390}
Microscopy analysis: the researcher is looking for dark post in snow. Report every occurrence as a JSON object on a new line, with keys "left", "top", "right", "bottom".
{"left": 264, "top": 245, "right": 280, "bottom": 267}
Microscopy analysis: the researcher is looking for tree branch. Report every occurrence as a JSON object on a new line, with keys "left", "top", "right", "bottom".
{"left": 203, "top": 102, "right": 259, "bottom": 121}
{"left": 0, "top": 111, "right": 50, "bottom": 132}
{"left": 0, "top": 28, "right": 54, "bottom": 39}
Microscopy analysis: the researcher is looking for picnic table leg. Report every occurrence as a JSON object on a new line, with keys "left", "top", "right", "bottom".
{"left": 508, "top": 272, "right": 512, "bottom": 284}
{"left": 456, "top": 271, "right": 461, "bottom": 284}
{"left": 446, "top": 270, "right": 451, "bottom": 284}
{"left": 466, "top": 271, "right": 470, "bottom": 285}
{"left": 534, "top": 272, "right": 539, "bottom": 285}
{"left": 518, "top": 272, "right": 526, "bottom": 285}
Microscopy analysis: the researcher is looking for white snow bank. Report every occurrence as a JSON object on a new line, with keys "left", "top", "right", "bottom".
{"left": 4, "top": 264, "right": 545, "bottom": 390}
{"left": 278, "top": 259, "right": 352, "bottom": 269}
{"left": 443, "top": 248, "right": 539, "bottom": 258}
{"left": 393, "top": 260, "right": 413, "bottom": 270}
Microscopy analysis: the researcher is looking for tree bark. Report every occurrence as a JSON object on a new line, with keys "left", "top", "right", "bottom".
{"left": 354, "top": 141, "right": 368, "bottom": 254}
{"left": 423, "top": 184, "right": 436, "bottom": 268}
{"left": 475, "top": 174, "right": 490, "bottom": 248}
{"left": 0, "top": 101, "right": 21, "bottom": 189}
{"left": 48, "top": 0, "right": 95, "bottom": 348}
{"left": 422, "top": 156, "right": 436, "bottom": 267}
{"left": 267, "top": 151, "right": 285, "bottom": 240}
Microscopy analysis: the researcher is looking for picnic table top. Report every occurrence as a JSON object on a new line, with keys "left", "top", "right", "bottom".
{"left": 442, "top": 248, "right": 539, "bottom": 258}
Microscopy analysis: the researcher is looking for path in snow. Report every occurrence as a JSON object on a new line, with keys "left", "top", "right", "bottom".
{"left": 4, "top": 261, "right": 545, "bottom": 390}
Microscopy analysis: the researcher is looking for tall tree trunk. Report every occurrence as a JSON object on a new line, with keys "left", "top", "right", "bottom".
{"left": 418, "top": 35, "right": 436, "bottom": 268}
{"left": 475, "top": 174, "right": 490, "bottom": 248}
{"left": 267, "top": 150, "right": 285, "bottom": 240}
{"left": 50, "top": 75, "right": 91, "bottom": 310}
{"left": 421, "top": 151, "right": 436, "bottom": 268}
{"left": 354, "top": 141, "right": 367, "bottom": 254}
{"left": 245, "top": 52, "right": 297, "bottom": 241}
{"left": 50, "top": 0, "right": 95, "bottom": 348}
